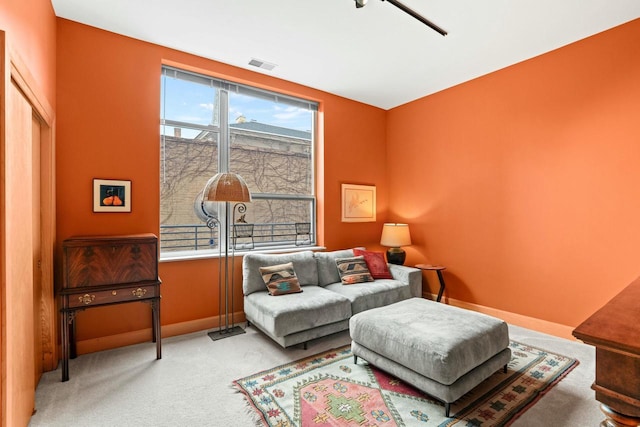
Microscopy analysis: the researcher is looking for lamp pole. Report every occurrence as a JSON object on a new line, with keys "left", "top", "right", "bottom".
{"left": 199, "top": 172, "right": 251, "bottom": 341}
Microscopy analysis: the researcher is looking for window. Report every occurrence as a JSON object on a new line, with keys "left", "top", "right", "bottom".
{"left": 160, "top": 66, "right": 317, "bottom": 255}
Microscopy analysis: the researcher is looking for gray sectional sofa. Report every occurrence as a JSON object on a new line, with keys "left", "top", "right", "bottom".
{"left": 242, "top": 249, "right": 422, "bottom": 348}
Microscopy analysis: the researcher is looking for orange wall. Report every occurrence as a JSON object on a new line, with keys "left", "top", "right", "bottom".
{"left": 55, "top": 12, "right": 640, "bottom": 348}
{"left": 388, "top": 18, "right": 640, "bottom": 328}
{"left": 56, "top": 19, "right": 388, "bottom": 345}
{"left": 0, "top": 0, "right": 56, "bottom": 107}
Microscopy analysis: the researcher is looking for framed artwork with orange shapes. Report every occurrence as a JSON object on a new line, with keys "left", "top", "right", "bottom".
{"left": 93, "top": 178, "right": 131, "bottom": 213}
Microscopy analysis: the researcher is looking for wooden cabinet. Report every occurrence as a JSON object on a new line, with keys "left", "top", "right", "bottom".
{"left": 63, "top": 236, "right": 157, "bottom": 288}
{"left": 59, "top": 234, "right": 161, "bottom": 381}
{"left": 573, "top": 277, "right": 640, "bottom": 426}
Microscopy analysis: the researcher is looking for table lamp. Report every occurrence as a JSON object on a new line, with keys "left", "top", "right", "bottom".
{"left": 380, "top": 223, "right": 411, "bottom": 265}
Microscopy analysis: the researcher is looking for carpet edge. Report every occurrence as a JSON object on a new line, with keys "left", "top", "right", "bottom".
{"left": 504, "top": 357, "right": 580, "bottom": 427}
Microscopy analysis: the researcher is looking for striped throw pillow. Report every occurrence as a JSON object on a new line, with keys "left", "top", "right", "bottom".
{"left": 335, "top": 256, "right": 374, "bottom": 285}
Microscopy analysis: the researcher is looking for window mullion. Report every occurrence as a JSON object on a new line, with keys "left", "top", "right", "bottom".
{"left": 218, "top": 89, "right": 231, "bottom": 252}
{"left": 219, "top": 89, "right": 230, "bottom": 173}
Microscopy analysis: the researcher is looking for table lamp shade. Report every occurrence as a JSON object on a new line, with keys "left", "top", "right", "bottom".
{"left": 380, "top": 223, "right": 411, "bottom": 247}
{"left": 203, "top": 172, "right": 252, "bottom": 203}
{"left": 380, "top": 223, "right": 411, "bottom": 265}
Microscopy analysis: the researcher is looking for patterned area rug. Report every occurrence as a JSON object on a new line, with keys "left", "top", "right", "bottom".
{"left": 233, "top": 341, "right": 578, "bottom": 427}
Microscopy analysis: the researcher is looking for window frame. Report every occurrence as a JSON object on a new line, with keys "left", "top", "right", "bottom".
{"left": 160, "top": 66, "right": 318, "bottom": 260}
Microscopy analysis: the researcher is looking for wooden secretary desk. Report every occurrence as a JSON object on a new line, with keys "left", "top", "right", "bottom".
{"left": 59, "top": 234, "right": 161, "bottom": 381}
{"left": 573, "top": 277, "right": 640, "bottom": 427}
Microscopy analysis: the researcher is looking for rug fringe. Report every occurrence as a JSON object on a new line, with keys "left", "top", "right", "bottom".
{"left": 230, "top": 382, "right": 269, "bottom": 427}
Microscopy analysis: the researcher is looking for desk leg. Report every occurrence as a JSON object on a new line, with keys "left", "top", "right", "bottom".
{"left": 61, "top": 310, "right": 70, "bottom": 382}
{"left": 151, "top": 300, "right": 157, "bottom": 344}
{"left": 69, "top": 317, "right": 77, "bottom": 359}
{"left": 600, "top": 404, "right": 640, "bottom": 427}
{"left": 436, "top": 270, "right": 446, "bottom": 303}
{"left": 153, "top": 297, "right": 162, "bottom": 359}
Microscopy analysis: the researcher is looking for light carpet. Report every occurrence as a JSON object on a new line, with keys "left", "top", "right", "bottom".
{"left": 234, "top": 341, "right": 577, "bottom": 426}
{"left": 29, "top": 325, "right": 600, "bottom": 426}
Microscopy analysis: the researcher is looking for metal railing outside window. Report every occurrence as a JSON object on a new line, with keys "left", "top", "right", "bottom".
{"left": 160, "top": 221, "right": 316, "bottom": 252}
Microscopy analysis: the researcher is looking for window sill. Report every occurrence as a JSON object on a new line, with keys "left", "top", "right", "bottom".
{"left": 159, "top": 245, "right": 326, "bottom": 263}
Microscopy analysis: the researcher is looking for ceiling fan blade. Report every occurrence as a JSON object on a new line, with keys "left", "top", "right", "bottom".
{"left": 383, "top": 0, "right": 447, "bottom": 36}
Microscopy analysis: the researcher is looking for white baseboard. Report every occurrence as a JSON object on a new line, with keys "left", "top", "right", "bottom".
{"left": 423, "top": 293, "right": 576, "bottom": 341}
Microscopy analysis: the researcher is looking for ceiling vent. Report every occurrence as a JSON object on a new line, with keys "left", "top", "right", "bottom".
{"left": 248, "top": 58, "right": 277, "bottom": 71}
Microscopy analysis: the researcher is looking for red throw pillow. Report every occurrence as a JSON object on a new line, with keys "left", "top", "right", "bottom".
{"left": 353, "top": 249, "right": 393, "bottom": 279}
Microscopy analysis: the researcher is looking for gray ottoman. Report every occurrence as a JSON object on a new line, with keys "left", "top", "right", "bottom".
{"left": 350, "top": 297, "right": 511, "bottom": 417}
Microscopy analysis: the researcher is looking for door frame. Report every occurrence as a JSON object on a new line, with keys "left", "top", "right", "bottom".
{"left": 0, "top": 30, "right": 56, "bottom": 426}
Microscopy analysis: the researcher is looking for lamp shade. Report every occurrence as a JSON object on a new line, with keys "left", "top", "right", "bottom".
{"left": 202, "top": 172, "right": 252, "bottom": 203}
{"left": 380, "top": 223, "right": 411, "bottom": 247}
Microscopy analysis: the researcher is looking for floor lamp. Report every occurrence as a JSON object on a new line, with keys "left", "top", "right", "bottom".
{"left": 199, "top": 172, "right": 252, "bottom": 340}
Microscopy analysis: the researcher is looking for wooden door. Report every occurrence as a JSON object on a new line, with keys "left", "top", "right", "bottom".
{"left": 5, "top": 77, "right": 36, "bottom": 427}
{"left": 1, "top": 32, "right": 56, "bottom": 427}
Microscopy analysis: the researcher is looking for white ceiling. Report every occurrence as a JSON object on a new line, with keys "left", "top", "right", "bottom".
{"left": 51, "top": 0, "right": 640, "bottom": 110}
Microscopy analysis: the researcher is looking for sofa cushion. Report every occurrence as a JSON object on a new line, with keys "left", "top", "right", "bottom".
{"left": 243, "top": 251, "right": 318, "bottom": 296}
{"left": 259, "top": 262, "right": 303, "bottom": 296}
{"left": 325, "top": 278, "right": 412, "bottom": 314}
{"left": 244, "top": 286, "right": 352, "bottom": 337}
{"left": 353, "top": 249, "right": 393, "bottom": 279}
{"left": 314, "top": 249, "right": 355, "bottom": 286}
{"left": 336, "top": 256, "right": 374, "bottom": 285}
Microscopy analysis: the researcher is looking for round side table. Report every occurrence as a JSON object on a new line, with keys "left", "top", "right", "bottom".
{"left": 415, "top": 264, "right": 446, "bottom": 302}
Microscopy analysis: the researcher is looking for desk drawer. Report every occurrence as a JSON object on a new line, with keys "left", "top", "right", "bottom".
{"left": 63, "top": 235, "right": 158, "bottom": 289}
{"left": 68, "top": 284, "right": 158, "bottom": 308}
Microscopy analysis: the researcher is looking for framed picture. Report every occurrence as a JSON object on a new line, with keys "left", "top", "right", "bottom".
{"left": 341, "top": 184, "right": 376, "bottom": 222}
{"left": 93, "top": 179, "right": 131, "bottom": 213}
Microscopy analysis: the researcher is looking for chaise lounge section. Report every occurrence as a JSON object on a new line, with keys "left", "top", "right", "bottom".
{"left": 242, "top": 249, "right": 422, "bottom": 348}
{"left": 350, "top": 298, "right": 512, "bottom": 416}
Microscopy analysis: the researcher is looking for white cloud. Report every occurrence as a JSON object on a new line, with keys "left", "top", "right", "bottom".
{"left": 273, "top": 106, "right": 306, "bottom": 121}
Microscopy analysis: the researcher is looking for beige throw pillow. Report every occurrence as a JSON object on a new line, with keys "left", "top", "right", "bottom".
{"left": 259, "top": 262, "right": 303, "bottom": 296}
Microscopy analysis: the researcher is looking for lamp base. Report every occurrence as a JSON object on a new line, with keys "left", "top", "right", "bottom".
{"left": 208, "top": 326, "right": 246, "bottom": 341}
{"left": 386, "top": 247, "right": 406, "bottom": 265}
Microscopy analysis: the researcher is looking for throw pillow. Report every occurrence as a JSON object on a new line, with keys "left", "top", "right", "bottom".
{"left": 353, "top": 248, "right": 393, "bottom": 279}
{"left": 259, "top": 262, "right": 303, "bottom": 296}
{"left": 335, "top": 256, "right": 374, "bottom": 285}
